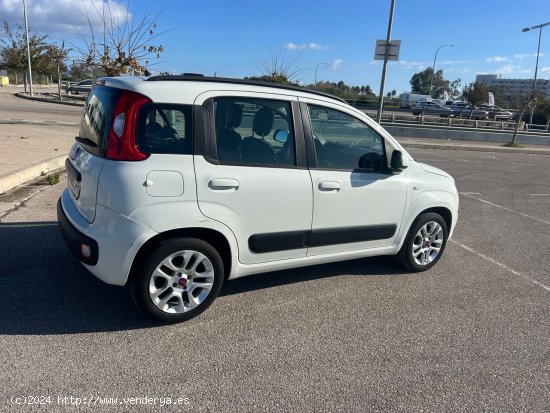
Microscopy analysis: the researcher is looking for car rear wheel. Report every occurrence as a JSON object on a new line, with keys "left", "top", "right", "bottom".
{"left": 396, "top": 212, "right": 448, "bottom": 272}
{"left": 132, "top": 238, "right": 224, "bottom": 323}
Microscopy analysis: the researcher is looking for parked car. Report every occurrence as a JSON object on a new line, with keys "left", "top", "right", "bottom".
{"left": 58, "top": 75, "right": 459, "bottom": 323}
{"left": 451, "top": 102, "right": 489, "bottom": 120}
{"left": 411, "top": 101, "right": 454, "bottom": 117}
{"left": 478, "top": 105, "right": 513, "bottom": 120}
{"left": 62, "top": 80, "right": 77, "bottom": 92}
{"left": 68, "top": 79, "right": 93, "bottom": 95}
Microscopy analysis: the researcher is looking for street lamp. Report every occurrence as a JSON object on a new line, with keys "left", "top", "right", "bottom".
{"left": 23, "top": 0, "right": 33, "bottom": 96}
{"left": 314, "top": 62, "right": 329, "bottom": 85}
{"left": 429, "top": 44, "right": 453, "bottom": 97}
{"left": 522, "top": 21, "right": 550, "bottom": 124}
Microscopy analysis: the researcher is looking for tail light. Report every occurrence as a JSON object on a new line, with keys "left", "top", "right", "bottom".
{"left": 106, "top": 90, "right": 151, "bottom": 161}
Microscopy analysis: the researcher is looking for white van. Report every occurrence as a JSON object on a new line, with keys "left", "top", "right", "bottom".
{"left": 400, "top": 93, "right": 432, "bottom": 108}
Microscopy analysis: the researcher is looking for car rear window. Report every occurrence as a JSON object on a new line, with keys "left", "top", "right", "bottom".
{"left": 80, "top": 85, "right": 121, "bottom": 156}
{"left": 136, "top": 104, "right": 193, "bottom": 155}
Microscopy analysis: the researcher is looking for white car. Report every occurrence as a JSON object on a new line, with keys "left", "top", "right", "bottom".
{"left": 58, "top": 76, "right": 459, "bottom": 323}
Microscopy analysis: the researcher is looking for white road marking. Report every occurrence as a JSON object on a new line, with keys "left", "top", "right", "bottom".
{"left": 530, "top": 194, "right": 550, "bottom": 196}
{"left": 459, "top": 192, "right": 480, "bottom": 195}
{"left": 511, "top": 162, "right": 536, "bottom": 166}
{"left": 450, "top": 239, "right": 550, "bottom": 293}
{"left": 459, "top": 192, "right": 550, "bottom": 226}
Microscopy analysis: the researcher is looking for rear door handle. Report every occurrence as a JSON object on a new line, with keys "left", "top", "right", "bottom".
{"left": 208, "top": 178, "right": 239, "bottom": 190}
{"left": 318, "top": 181, "right": 341, "bottom": 191}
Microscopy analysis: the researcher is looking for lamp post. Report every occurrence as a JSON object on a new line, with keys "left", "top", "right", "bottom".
{"left": 428, "top": 44, "right": 453, "bottom": 97}
{"left": 23, "top": 0, "right": 33, "bottom": 96}
{"left": 314, "top": 62, "right": 329, "bottom": 85}
{"left": 522, "top": 21, "right": 550, "bottom": 124}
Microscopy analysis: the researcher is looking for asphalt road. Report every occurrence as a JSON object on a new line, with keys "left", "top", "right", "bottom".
{"left": 0, "top": 148, "right": 549, "bottom": 412}
{"left": 0, "top": 86, "right": 82, "bottom": 123}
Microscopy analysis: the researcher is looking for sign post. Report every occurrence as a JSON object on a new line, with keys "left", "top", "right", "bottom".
{"left": 375, "top": 0, "right": 398, "bottom": 123}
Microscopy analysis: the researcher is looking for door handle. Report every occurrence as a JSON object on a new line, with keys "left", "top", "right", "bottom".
{"left": 318, "top": 181, "right": 341, "bottom": 191}
{"left": 208, "top": 178, "right": 239, "bottom": 190}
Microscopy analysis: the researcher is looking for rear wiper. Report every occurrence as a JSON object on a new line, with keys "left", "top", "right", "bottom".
{"left": 75, "top": 136, "right": 98, "bottom": 147}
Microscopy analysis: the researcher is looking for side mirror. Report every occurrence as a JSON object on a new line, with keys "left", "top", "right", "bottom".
{"left": 390, "top": 150, "right": 407, "bottom": 170}
{"left": 273, "top": 129, "right": 289, "bottom": 143}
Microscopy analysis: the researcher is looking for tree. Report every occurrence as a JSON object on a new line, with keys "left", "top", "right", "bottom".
{"left": 68, "top": 61, "right": 92, "bottom": 80}
{"left": 449, "top": 79, "right": 462, "bottom": 99}
{"left": 533, "top": 98, "right": 550, "bottom": 130}
{"left": 364, "top": 85, "right": 375, "bottom": 96}
{"left": 1, "top": 22, "right": 40, "bottom": 74}
{"left": 70, "top": 3, "right": 168, "bottom": 76}
{"left": 37, "top": 43, "right": 68, "bottom": 79}
{"left": 310, "top": 80, "right": 376, "bottom": 99}
{"left": 248, "top": 51, "right": 304, "bottom": 84}
{"left": 410, "top": 67, "right": 460, "bottom": 98}
{"left": 510, "top": 90, "right": 546, "bottom": 145}
{"left": 0, "top": 21, "right": 67, "bottom": 84}
{"left": 462, "top": 82, "right": 488, "bottom": 119}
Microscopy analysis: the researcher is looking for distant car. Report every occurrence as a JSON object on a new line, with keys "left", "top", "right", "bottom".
{"left": 478, "top": 105, "right": 513, "bottom": 120}
{"left": 68, "top": 79, "right": 93, "bottom": 95}
{"left": 411, "top": 101, "right": 454, "bottom": 117}
{"left": 63, "top": 81, "right": 77, "bottom": 92}
{"left": 451, "top": 103, "right": 489, "bottom": 120}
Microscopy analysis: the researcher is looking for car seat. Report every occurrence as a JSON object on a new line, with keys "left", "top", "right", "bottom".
{"left": 241, "top": 108, "right": 276, "bottom": 164}
{"left": 217, "top": 104, "right": 243, "bottom": 162}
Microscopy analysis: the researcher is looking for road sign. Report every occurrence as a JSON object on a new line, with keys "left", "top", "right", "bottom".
{"left": 374, "top": 40, "right": 401, "bottom": 61}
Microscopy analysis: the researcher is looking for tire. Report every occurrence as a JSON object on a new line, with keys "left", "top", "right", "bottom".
{"left": 395, "top": 212, "right": 448, "bottom": 272}
{"left": 132, "top": 238, "right": 224, "bottom": 323}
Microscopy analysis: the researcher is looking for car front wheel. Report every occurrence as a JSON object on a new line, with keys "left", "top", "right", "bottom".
{"left": 132, "top": 238, "right": 224, "bottom": 323}
{"left": 396, "top": 212, "right": 448, "bottom": 272}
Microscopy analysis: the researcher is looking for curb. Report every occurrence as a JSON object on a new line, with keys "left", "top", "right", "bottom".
{"left": 0, "top": 155, "right": 67, "bottom": 195}
{"left": 15, "top": 92, "right": 85, "bottom": 107}
{"left": 399, "top": 141, "right": 550, "bottom": 155}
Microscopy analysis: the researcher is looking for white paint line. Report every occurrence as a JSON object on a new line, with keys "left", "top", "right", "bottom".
{"left": 459, "top": 192, "right": 480, "bottom": 195}
{"left": 530, "top": 194, "right": 550, "bottom": 196}
{"left": 459, "top": 193, "right": 550, "bottom": 226}
{"left": 450, "top": 239, "right": 550, "bottom": 293}
{"left": 511, "top": 162, "right": 536, "bottom": 166}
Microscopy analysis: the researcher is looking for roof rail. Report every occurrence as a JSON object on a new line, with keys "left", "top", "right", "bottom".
{"left": 146, "top": 75, "right": 347, "bottom": 103}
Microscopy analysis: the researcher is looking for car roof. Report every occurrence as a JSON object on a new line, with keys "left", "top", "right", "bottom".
{"left": 98, "top": 75, "right": 347, "bottom": 105}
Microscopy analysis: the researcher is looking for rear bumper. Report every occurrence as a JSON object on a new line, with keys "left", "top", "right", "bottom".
{"left": 57, "top": 198, "right": 99, "bottom": 265}
{"left": 58, "top": 189, "right": 158, "bottom": 286}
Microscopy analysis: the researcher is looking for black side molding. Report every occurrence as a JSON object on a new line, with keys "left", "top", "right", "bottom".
{"left": 309, "top": 225, "right": 397, "bottom": 247}
{"left": 248, "top": 224, "right": 397, "bottom": 253}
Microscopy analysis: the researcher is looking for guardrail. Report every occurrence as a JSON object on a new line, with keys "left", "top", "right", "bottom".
{"left": 365, "top": 111, "right": 550, "bottom": 134}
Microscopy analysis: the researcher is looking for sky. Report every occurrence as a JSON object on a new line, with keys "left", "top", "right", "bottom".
{"left": 1, "top": 0, "right": 549, "bottom": 94}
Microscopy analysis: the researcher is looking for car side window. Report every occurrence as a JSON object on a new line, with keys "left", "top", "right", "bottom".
{"left": 137, "top": 104, "right": 192, "bottom": 155}
{"left": 213, "top": 97, "right": 295, "bottom": 167}
{"left": 307, "top": 104, "right": 386, "bottom": 171}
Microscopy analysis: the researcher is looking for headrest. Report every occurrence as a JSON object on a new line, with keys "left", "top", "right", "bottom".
{"left": 253, "top": 108, "right": 274, "bottom": 137}
{"left": 225, "top": 105, "right": 243, "bottom": 129}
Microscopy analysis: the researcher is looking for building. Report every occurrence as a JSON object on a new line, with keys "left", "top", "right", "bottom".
{"left": 475, "top": 74, "right": 550, "bottom": 99}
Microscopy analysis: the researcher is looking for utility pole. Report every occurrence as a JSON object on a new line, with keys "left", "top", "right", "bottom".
{"left": 376, "top": 0, "right": 395, "bottom": 123}
{"left": 522, "top": 21, "right": 549, "bottom": 124}
{"left": 23, "top": 0, "right": 33, "bottom": 96}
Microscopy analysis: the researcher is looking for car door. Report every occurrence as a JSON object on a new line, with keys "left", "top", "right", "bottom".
{"left": 193, "top": 91, "right": 313, "bottom": 265}
{"left": 300, "top": 98, "right": 408, "bottom": 256}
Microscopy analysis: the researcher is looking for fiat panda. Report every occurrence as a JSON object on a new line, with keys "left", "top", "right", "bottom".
{"left": 58, "top": 75, "right": 459, "bottom": 322}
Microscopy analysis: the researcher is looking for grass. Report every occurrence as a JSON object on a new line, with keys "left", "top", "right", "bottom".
{"left": 46, "top": 172, "right": 60, "bottom": 185}
{"left": 504, "top": 142, "right": 523, "bottom": 148}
